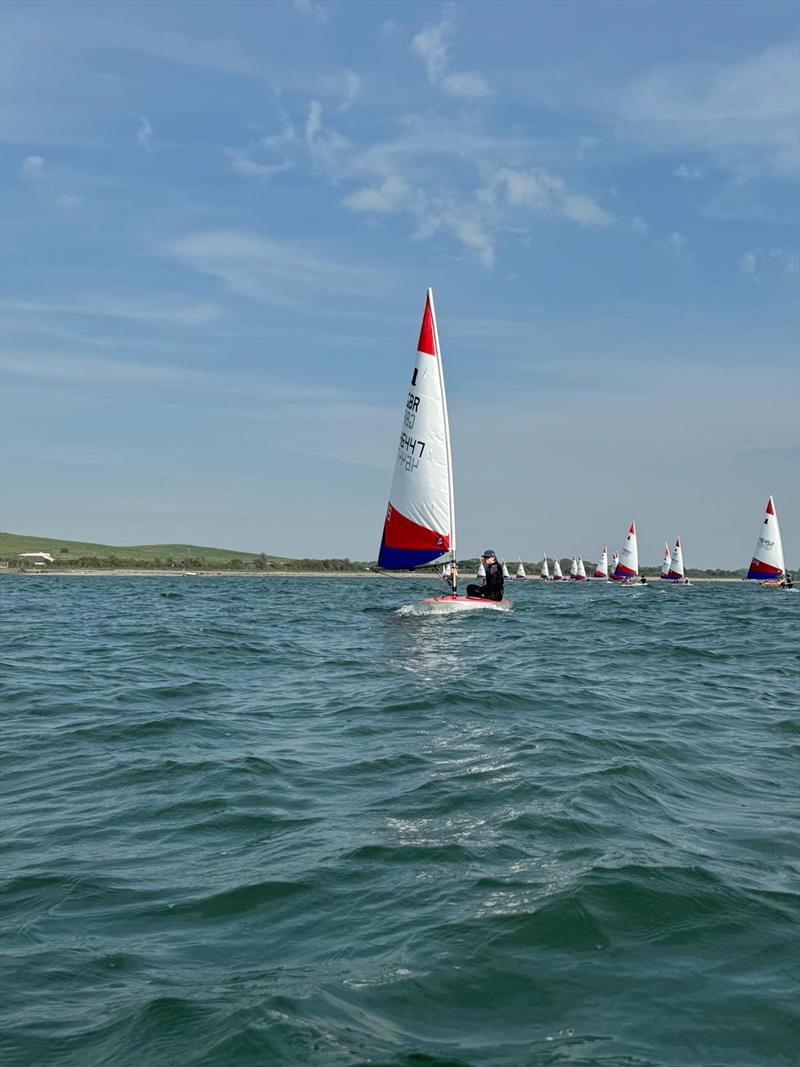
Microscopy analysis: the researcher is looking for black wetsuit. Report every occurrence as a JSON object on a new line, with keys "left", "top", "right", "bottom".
{"left": 466, "top": 561, "right": 504, "bottom": 601}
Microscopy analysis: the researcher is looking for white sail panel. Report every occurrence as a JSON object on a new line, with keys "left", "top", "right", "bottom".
{"left": 593, "top": 546, "right": 608, "bottom": 579}
{"left": 553, "top": 557, "right": 563, "bottom": 579}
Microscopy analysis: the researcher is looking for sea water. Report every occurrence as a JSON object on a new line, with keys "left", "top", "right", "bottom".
{"left": 1, "top": 576, "right": 798, "bottom": 1066}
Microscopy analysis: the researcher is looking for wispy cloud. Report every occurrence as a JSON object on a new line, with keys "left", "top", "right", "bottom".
{"left": 616, "top": 43, "right": 799, "bottom": 180}
{"left": 4, "top": 296, "right": 222, "bottom": 327}
{"left": 20, "top": 154, "right": 45, "bottom": 181}
{"left": 739, "top": 251, "right": 758, "bottom": 278}
{"left": 137, "top": 115, "right": 153, "bottom": 151}
{"left": 668, "top": 231, "right": 686, "bottom": 254}
{"left": 291, "top": 0, "right": 329, "bottom": 23}
{"left": 165, "top": 229, "right": 381, "bottom": 306}
{"left": 411, "top": 6, "right": 491, "bottom": 100}
{"left": 671, "top": 162, "right": 703, "bottom": 180}
{"left": 481, "top": 167, "right": 613, "bottom": 227}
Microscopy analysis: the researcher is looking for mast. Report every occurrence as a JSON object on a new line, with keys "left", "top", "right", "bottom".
{"left": 428, "top": 288, "right": 457, "bottom": 595}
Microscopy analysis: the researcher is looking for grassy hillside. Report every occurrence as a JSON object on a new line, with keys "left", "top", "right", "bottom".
{"left": 0, "top": 532, "right": 287, "bottom": 564}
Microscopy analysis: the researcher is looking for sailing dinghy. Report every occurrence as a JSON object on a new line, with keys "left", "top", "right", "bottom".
{"left": 552, "top": 557, "right": 564, "bottom": 580}
{"left": 540, "top": 556, "right": 551, "bottom": 581}
{"left": 501, "top": 559, "right": 511, "bottom": 580}
{"left": 476, "top": 559, "right": 486, "bottom": 578}
{"left": 577, "top": 556, "right": 587, "bottom": 580}
{"left": 747, "top": 496, "right": 791, "bottom": 587}
{"left": 660, "top": 543, "right": 672, "bottom": 580}
{"left": 591, "top": 546, "right": 609, "bottom": 581}
{"left": 663, "top": 537, "right": 690, "bottom": 585}
{"left": 515, "top": 559, "right": 527, "bottom": 580}
{"left": 378, "top": 290, "right": 511, "bottom": 611}
{"left": 612, "top": 522, "right": 645, "bottom": 584}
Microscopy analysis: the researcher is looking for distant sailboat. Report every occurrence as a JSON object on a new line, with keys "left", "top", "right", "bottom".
{"left": 540, "top": 556, "right": 551, "bottom": 581}
{"left": 612, "top": 522, "right": 643, "bottom": 584}
{"left": 501, "top": 559, "right": 510, "bottom": 579}
{"left": 660, "top": 543, "right": 672, "bottom": 579}
{"left": 569, "top": 556, "right": 578, "bottom": 579}
{"left": 377, "top": 289, "right": 510, "bottom": 610}
{"left": 552, "top": 556, "right": 563, "bottom": 580}
{"left": 611, "top": 551, "right": 619, "bottom": 577}
{"left": 664, "top": 537, "right": 691, "bottom": 585}
{"left": 476, "top": 559, "right": 486, "bottom": 578}
{"left": 577, "top": 556, "right": 587, "bottom": 580}
{"left": 515, "top": 559, "right": 527, "bottom": 580}
{"left": 592, "top": 546, "right": 609, "bottom": 580}
{"left": 747, "top": 496, "right": 789, "bottom": 586}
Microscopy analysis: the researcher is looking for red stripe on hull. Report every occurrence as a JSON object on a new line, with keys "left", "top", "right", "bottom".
{"left": 383, "top": 503, "right": 448, "bottom": 552}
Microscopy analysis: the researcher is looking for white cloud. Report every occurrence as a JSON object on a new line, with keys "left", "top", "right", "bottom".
{"left": 482, "top": 167, "right": 613, "bottom": 227}
{"left": 411, "top": 8, "right": 491, "bottom": 99}
{"left": 740, "top": 251, "right": 758, "bottom": 277}
{"left": 5, "top": 296, "right": 222, "bottom": 326}
{"left": 291, "top": 0, "right": 328, "bottom": 23}
{"left": 668, "top": 232, "right": 686, "bottom": 254}
{"left": 337, "top": 69, "right": 362, "bottom": 112}
{"left": 137, "top": 115, "right": 153, "bottom": 151}
{"left": 166, "top": 229, "right": 380, "bottom": 306}
{"left": 617, "top": 43, "right": 799, "bottom": 180}
{"left": 343, "top": 175, "right": 412, "bottom": 214}
{"left": 671, "top": 162, "right": 703, "bottom": 180}
{"left": 20, "top": 155, "right": 45, "bottom": 180}
{"left": 305, "top": 99, "right": 323, "bottom": 142}
{"left": 631, "top": 216, "right": 649, "bottom": 236}
{"left": 225, "top": 148, "right": 292, "bottom": 178}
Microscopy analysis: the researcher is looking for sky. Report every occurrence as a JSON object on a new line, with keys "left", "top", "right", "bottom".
{"left": 1, "top": 0, "right": 798, "bottom": 567}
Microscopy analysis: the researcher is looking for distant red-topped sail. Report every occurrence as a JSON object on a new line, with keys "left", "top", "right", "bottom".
{"left": 746, "top": 496, "right": 785, "bottom": 580}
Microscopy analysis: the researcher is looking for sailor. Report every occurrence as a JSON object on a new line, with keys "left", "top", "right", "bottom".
{"left": 467, "top": 550, "right": 504, "bottom": 601}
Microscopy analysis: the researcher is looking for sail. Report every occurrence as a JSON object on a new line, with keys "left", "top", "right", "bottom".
{"left": 611, "top": 551, "right": 619, "bottom": 577}
{"left": 477, "top": 560, "right": 486, "bottom": 578}
{"left": 553, "top": 557, "right": 563, "bottom": 579}
{"left": 569, "top": 556, "right": 578, "bottom": 579}
{"left": 577, "top": 556, "right": 587, "bottom": 579}
{"left": 378, "top": 290, "right": 454, "bottom": 569}
{"left": 502, "top": 560, "right": 510, "bottom": 579}
{"left": 540, "top": 556, "right": 550, "bottom": 579}
{"left": 667, "top": 537, "right": 685, "bottom": 580}
{"left": 660, "top": 543, "right": 672, "bottom": 578}
{"left": 613, "top": 522, "right": 638, "bottom": 579}
{"left": 516, "top": 559, "right": 526, "bottom": 578}
{"left": 747, "top": 496, "right": 785, "bottom": 579}
{"left": 593, "top": 546, "right": 608, "bottom": 579}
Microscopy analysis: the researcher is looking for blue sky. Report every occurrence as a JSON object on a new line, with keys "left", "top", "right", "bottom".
{"left": 1, "top": 0, "right": 798, "bottom": 567}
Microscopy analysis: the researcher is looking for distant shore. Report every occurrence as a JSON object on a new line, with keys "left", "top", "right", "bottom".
{"left": 1, "top": 570, "right": 747, "bottom": 582}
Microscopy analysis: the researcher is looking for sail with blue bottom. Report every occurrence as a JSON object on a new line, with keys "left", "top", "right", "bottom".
{"left": 378, "top": 290, "right": 454, "bottom": 573}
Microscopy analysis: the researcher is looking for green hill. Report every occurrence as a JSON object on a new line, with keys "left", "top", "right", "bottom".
{"left": 0, "top": 532, "right": 287, "bottom": 564}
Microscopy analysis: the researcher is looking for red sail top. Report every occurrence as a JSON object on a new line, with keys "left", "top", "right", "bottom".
{"left": 417, "top": 294, "right": 437, "bottom": 356}
{"left": 766, "top": 496, "right": 775, "bottom": 515}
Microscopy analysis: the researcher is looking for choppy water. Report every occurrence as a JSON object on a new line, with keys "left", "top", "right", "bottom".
{"left": 1, "top": 576, "right": 798, "bottom": 1067}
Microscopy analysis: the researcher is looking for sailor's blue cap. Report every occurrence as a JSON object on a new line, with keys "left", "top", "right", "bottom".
{"left": 481, "top": 549, "right": 496, "bottom": 558}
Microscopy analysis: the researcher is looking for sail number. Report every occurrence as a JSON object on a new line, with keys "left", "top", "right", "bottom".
{"left": 404, "top": 392, "right": 420, "bottom": 430}
{"left": 397, "top": 431, "right": 426, "bottom": 472}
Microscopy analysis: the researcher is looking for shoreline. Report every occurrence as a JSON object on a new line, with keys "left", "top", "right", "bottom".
{"left": 1, "top": 570, "right": 748, "bottom": 582}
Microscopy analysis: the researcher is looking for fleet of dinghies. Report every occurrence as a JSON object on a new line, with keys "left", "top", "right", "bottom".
{"left": 377, "top": 291, "right": 794, "bottom": 608}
